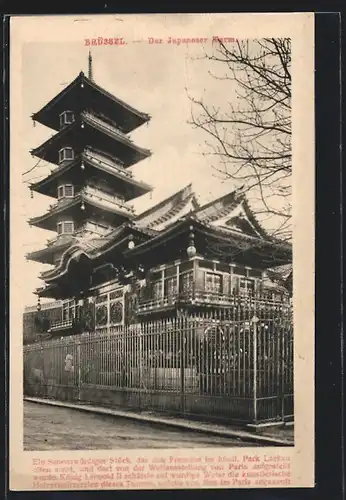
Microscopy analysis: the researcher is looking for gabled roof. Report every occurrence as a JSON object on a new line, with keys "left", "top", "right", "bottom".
{"left": 31, "top": 72, "right": 150, "bottom": 133}
{"left": 135, "top": 183, "right": 200, "bottom": 230}
{"left": 192, "top": 189, "right": 240, "bottom": 222}
{"left": 191, "top": 187, "right": 270, "bottom": 240}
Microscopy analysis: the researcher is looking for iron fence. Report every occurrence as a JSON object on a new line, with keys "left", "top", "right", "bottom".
{"left": 23, "top": 297, "right": 293, "bottom": 425}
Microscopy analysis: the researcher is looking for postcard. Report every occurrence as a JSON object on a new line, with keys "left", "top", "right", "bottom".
{"left": 9, "top": 12, "right": 314, "bottom": 490}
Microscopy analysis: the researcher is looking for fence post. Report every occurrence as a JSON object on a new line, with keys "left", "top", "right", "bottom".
{"left": 77, "top": 341, "right": 81, "bottom": 402}
{"left": 280, "top": 319, "right": 286, "bottom": 421}
{"left": 252, "top": 314, "right": 259, "bottom": 424}
{"left": 180, "top": 317, "right": 185, "bottom": 414}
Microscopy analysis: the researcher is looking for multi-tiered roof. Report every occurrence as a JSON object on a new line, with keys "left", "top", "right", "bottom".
{"left": 27, "top": 55, "right": 153, "bottom": 269}
{"left": 26, "top": 55, "right": 292, "bottom": 301}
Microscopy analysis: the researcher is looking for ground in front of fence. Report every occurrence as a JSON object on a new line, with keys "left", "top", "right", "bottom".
{"left": 24, "top": 400, "right": 267, "bottom": 450}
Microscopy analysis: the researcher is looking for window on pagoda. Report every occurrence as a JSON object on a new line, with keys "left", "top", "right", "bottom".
{"left": 59, "top": 111, "right": 75, "bottom": 128}
{"left": 205, "top": 272, "right": 223, "bottom": 294}
{"left": 58, "top": 147, "right": 74, "bottom": 163}
{"left": 57, "top": 220, "right": 75, "bottom": 235}
{"left": 64, "top": 185, "right": 74, "bottom": 197}
{"left": 57, "top": 184, "right": 74, "bottom": 199}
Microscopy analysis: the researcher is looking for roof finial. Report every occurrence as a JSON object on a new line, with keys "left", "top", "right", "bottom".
{"left": 88, "top": 50, "right": 93, "bottom": 81}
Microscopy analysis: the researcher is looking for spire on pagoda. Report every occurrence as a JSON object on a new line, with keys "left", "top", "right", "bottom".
{"left": 88, "top": 50, "right": 93, "bottom": 81}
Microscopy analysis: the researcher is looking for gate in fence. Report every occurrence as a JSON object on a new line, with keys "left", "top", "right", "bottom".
{"left": 23, "top": 300, "right": 293, "bottom": 425}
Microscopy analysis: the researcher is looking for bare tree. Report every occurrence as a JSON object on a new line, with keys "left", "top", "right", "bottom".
{"left": 188, "top": 38, "right": 292, "bottom": 242}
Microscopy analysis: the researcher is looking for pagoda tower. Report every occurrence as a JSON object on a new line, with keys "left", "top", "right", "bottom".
{"left": 26, "top": 53, "right": 153, "bottom": 288}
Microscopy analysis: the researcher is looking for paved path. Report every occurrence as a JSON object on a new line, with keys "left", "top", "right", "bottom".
{"left": 24, "top": 401, "right": 260, "bottom": 451}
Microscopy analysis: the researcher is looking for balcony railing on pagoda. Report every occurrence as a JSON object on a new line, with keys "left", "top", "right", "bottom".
{"left": 137, "top": 288, "right": 288, "bottom": 314}
{"left": 46, "top": 234, "right": 74, "bottom": 247}
{"left": 48, "top": 197, "right": 73, "bottom": 212}
{"left": 82, "top": 111, "right": 133, "bottom": 142}
{"left": 83, "top": 186, "right": 135, "bottom": 214}
{"left": 46, "top": 187, "right": 135, "bottom": 215}
{"left": 84, "top": 148, "right": 133, "bottom": 178}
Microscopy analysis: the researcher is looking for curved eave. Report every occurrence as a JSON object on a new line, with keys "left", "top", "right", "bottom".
{"left": 83, "top": 153, "right": 152, "bottom": 197}
{"left": 41, "top": 247, "right": 91, "bottom": 281}
{"left": 194, "top": 218, "right": 292, "bottom": 249}
{"left": 31, "top": 72, "right": 151, "bottom": 133}
{"left": 42, "top": 235, "right": 130, "bottom": 283}
{"left": 82, "top": 113, "right": 151, "bottom": 158}
{"left": 194, "top": 222, "right": 292, "bottom": 266}
{"left": 26, "top": 239, "right": 73, "bottom": 264}
{"left": 125, "top": 217, "right": 191, "bottom": 257}
{"left": 30, "top": 154, "right": 153, "bottom": 200}
{"left": 241, "top": 198, "right": 272, "bottom": 240}
{"left": 30, "top": 118, "right": 152, "bottom": 168}
{"left": 93, "top": 225, "right": 153, "bottom": 258}
{"left": 26, "top": 249, "right": 55, "bottom": 264}
{"left": 29, "top": 158, "right": 79, "bottom": 197}
{"left": 41, "top": 224, "right": 154, "bottom": 284}
{"left": 28, "top": 198, "right": 80, "bottom": 231}
{"left": 84, "top": 74, "right": 151, "bottom": 128}
{"left": 36, "top": 284, "right": 66, "bottom": 299}
{"left": 125, "top": 216, "right": 292, "bottom": 266}
{"left": 28, "top": 195, "right": 136, "bottom": 231}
